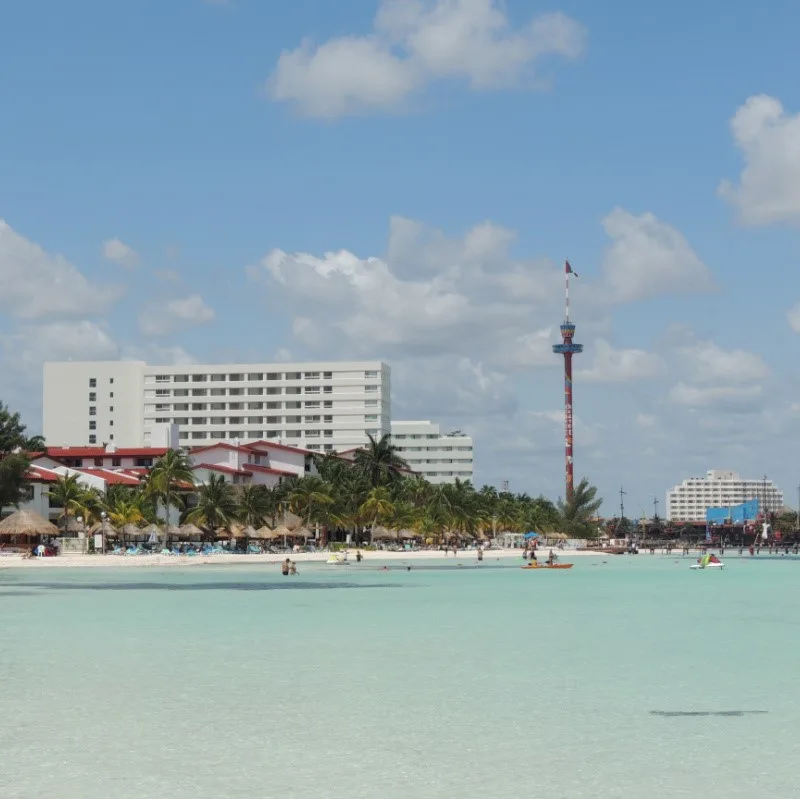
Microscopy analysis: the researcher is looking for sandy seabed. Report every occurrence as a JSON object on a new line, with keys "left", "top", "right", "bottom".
{"left": 0, "top": 547, "right": 610, "bottom": 570}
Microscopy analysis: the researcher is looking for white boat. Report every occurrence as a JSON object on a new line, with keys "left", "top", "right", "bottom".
{"left": 326, "top": 551, "right": 349, "bottom": 565}
{"left": 690, "top": 558, "right": 724, "bottom": 570}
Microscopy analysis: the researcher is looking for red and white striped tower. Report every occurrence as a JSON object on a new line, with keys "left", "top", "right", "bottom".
{"left": 552, "top": 261, "right": 583, "bottom": 501}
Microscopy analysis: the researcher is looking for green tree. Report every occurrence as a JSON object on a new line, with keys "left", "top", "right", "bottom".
{"left": 0, "top": 402, "right": 41, "bottom": 508}
{"left": 354, "top": 434, "right": 409, "bottom": 487}
{"left": 185, "top": 474, "right": 238, "bottom": 534}
{"left": 557, "top": 478, "right": 603, "bottom": 538}
{"left": 236, "top": 484, "right": 275, "bottom": 528}
{"left": 145, "top": 450, "right": 196, "bottom": 548}
{"left": 47, "top": 474, "right": 89, "bottom": 526}
{"left": 359, "top": 485, "right": 395, "bottom": 543}
{"left": 288, "top": 476, "right": 334, "bottom": 527}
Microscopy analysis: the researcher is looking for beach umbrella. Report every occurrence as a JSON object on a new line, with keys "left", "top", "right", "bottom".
{"left": 165, "top": 524, "right": 181, "bottom": 540}
{"left": 371, "top": 526, "right": 396, "bottom": 541}
{"left": 271, "top": 524, "right": 294, "bottom": 547}
{"left": 64, "top": 517, "right": 86, "bottom": 534}
{"left": 242, "top": 525, "right": 259, "bottom": 539}
{"left": 523, "top": 532, "right": 539, "bottom": 540}
{"left": 121, "top": 523, "right": 141, "bottom": 540}
{"left": 142, "top": 523, "right": 162, "bottom": 545}
{"left": 255, "top": 525, "right": 273, "bottom": 541}
{"left": 0, "top": 509, "right": 59, "bottom": 538}
{"left": 90, "top": 521, "right": 119, "bottom": 538}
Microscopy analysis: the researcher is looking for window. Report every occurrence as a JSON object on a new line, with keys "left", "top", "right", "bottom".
{"left": 365, "top": 370, "right": 378, "bottom": 378}
{"left": 89, "top": 435, "right": 97, "bottom": 444}
{"left": 137, "top": 458, "right": 154, "bottom": 467}
{"left": 285, "top": 372, "right": 301, "bottom": 380}
{"left": 228, "top": 431, "right": 244, "bottom": 438}
{"left": 266, "top": 372, "right": 280, "bottom": 380}
{"left": 89, "top": 421, "right": 96, "bottom": 430}
{"left": 305, "top": 415, "right": 320, "bottom": 423}
{"left": 305, "top": 401, "right": 320, "bottom": 409}
{"left": 229, "top": 416, "right": 243, "bottom": 424}
{"left": 304, "top": 386, "right": 320, "bottom": 394}
{"left": 365, "top": 415, "right": 378, "bottom": 421}
{"left": 109, "top": 378, "right": 114, "bottom": 385}
{"left": 228, "top": 373, "right": 243, "bottom": 382}
{"left": 249, "top": 431, "right": 264, "bottom": 438}
{"left": 323, "top": 386, "right": 333, "bottom": 394}
{"left": 286, "top": 415, "right": 301, "bottom": 423}
{"left": 266, "top": 430, "right": 280, "bottom": 438}
{"left": 89, "top": 378, "right": 97, "bottom": 388}
{"left": 307, "top": 444, "right": 320, "bottom": 451}
{"left": 323, "top": 371, "right": 332, "bottom": 379}
{"left": 267, "top": 387, "right": 282, "bottom": 395}
{"left": 248, "top": 373, "right": 263, "bottom": 381}
{"left": 247, "top": 388, "right": 263, "bottom": 396}
{"left": 248, "top": 417, "right": 263, "bottom": 424}
{"left": 324, "top": 430, "right": 333, "bottom": 438}
{"left": 174, "top": 374, "right": 188, "bottom": 383}
{"left": 248, "top": 402, "right": 264, "bottom": 410}
{"left": 286, "top": 387, "right": 301, "bottom": 395}
{"left": 192, "top": 389, "right": 207, "bottom": 397}
{"left": 323, "top": 401, "right": 333, "bottom": 409}
{"left": 324, "top": 444, "right": 334, "bottom": 451}
{"left": 111, "top": 457, "right": 121, "bottom": 467}
{"left": 89, "top": 407, "right": 96, "bottom": 416}
{"left": 155, "top": 418, "right": 169, "bottom": 424}
{"left": 305, "top": 371, "right": 320, "bottom": 379}
{"left": 285, "top": 431, "right": 301, "bottom": 438}
{"left": 305, "top": 430, "right": 320, "bottom": 437}
{"left": 191, "top": 432, "right": 205, "bottom": 440}
{"left": 155, "top": 374, "right": 170, "bottom": 383}
{"left": 229, "top": 402, "right": 244, "bottom": 411}
{"left": 109, "top": 420, "right": 114, "bottom": 427}
{"left": 89, "top": 392, "right": 96, "bottom": 402}
{"left": 210, "top": 388, "right": 225, "bottom": 397}
{"left": 191, "top": 374, "right": 207, "bottom": 382}
{"left": 109, "top": 406, "right": 114, "bottom": 412}
{"left": 266, "top": 402, "right": 281, "bottom": 410}
{"left": 109, "top": 392, "right": 114, "bottom": 398}
{"left": 155, "top": 389, "right": 170, "bottom": 397}
{"left": 285, "top": 401, "right": 301, "bottom": 410}
{"left": 365, "top": 399, "right": 378, "bottom": 407}
{"left": 191, "top": 403, "right": 206, "bottom": 411}
{"left": 228, "top": 388, "right": 243, "bottom": 396}
{"left": 174, "top": 403, "right": 189, "bottom": 411}
{"left": 174, "top": 389, "right": 189, "bottom": 397}
{"left": 266, "top": 416, "right": 281, "bottom": 424}
{"left": 192, "top": 417, "right": 207, "bottom": 425}
{"left": 323, "top": 415, "right": 333, "bottom": 423}
{"left": 211, "top": 431, "right": 226, "bottom": 440}
{"left": 179, "top": 431, "right": 189, "bottom": 439}
{"left": 365, "top": 385, "right": 378, "bottom": 392}
{"left": 211, "top": 374, "right": 225, "bottom": 382}
{"left": 211, "top": 417, "right": 225, "bottom": 425}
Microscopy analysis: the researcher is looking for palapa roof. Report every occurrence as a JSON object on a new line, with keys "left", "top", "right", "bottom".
{"left": 0, "top": 509, "right": 59, "bottom": 537}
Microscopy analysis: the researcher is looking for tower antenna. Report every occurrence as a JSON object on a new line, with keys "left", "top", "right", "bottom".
{"left": 552, "top": 261, "right": 583, "bottom": 501}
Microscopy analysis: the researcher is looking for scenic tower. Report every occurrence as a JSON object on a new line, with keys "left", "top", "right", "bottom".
{"left": 552, "top": 261, "right": 583, "bottom": 501}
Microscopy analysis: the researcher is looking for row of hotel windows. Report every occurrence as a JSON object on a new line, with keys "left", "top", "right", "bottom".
{"left": 147, "top": 386, "right": 380, "bottom": 397}
{"left": 397, "top": 446, "right": 473, "bottom": 453}
{"left": 147, "top": 370, "right": 381, "bottom": 383}
{"left": 143, "top": 400, "right": 384, "bottom": 409}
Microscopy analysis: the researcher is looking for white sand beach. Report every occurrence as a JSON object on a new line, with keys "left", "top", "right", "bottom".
{"left": 0, "top": 547, "right": 614, "bottom": 569}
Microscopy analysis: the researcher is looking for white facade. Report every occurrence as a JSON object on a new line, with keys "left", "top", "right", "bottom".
{"left": 666, "top": 470, "right": 784, "bottom": 522}
{"left": 43, "top": 360, "right": 391, "bottom": 453}
{"left": 391, "top": 420, "right": 474, "bottom": 484}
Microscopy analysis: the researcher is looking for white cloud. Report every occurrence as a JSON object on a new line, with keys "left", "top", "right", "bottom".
{"left": 267, "top": 0, "right": 586, "bottom": 118}
{"left": 154, "top": 268, "right": 182, "bottom": 282}
{"left": 122, "top": 344, "right": 197, "bottom": 365}
{"left": 718, "top": 95, "right": 800, "bottom": 226}
{"left": 102, "top": 237, "right": 139, "bottom": 268}
{"left": 138, "top": 294, "right": 216, "bottom": 336}
{"left": 0, "top": 220, "right": 122, "bottom": 319}
{"left": 669, "top": 382, "right": 763, "bottom": 411}
{"left": 576, "top": 339, "right": 667, "bottom": 382}
{"left": 677, "top": 340, "right": 769, "bottom": 384}
{"left": 636, "top": 413, "right": 656, "bottom": 428}
{"left": 787, "top": 303, "right": 800, "bottom": 333}
{"left": 601, "top": 209, "right": 715, "bottom": 302}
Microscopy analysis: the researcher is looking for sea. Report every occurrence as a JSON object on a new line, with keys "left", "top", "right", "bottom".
{"left": 2, "top": 553, "right": 799, "bottom": 798}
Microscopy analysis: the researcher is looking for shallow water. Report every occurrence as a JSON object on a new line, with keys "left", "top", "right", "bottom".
{"left": 2, "top": 555, "right": 799, "bottom": 798}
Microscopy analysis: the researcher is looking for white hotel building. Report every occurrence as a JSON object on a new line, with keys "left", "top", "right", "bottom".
{"left": 390, "top": 420, "right": 474, "bottom": 484}
{"left": 43, "top": 360, "right": 391, "bottom": 454}
{"left": 666, "top": 470, "right": 784, "bottom": 522}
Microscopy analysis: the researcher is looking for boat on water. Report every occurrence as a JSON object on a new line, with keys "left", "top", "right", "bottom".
{"left": 521, "top": 563, "right": 573, "bottom": 570}
{"left": 690, "top": 554, "right": 724, "bottom": 570}
{"left": 326, "top": 551, "right": 349, "bottom": 565}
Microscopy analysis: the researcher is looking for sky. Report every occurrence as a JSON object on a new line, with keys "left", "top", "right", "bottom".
{"left": 2, "top": 0, "right": 800, "bottom": 515}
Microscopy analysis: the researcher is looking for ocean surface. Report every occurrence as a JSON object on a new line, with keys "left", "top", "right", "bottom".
{"left": 2, "top": 554, "right": 799, "bottom": 799}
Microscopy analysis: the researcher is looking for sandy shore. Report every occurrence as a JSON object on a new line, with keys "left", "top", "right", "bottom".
{"left": 0, "top": 547, "right": 615, "bottom": 570}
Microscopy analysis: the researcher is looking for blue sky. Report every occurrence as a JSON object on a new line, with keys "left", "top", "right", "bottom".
{"left": 2, "top": 0, "right": 800, "bottom": 515}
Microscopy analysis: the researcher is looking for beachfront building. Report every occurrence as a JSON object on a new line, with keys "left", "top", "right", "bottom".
{"left": 43, "top": 360, "right": 391, "bottom": 453}
{"left": 390, "top": 420, "right": 474, "bottom": 484}
{"left": 666, "top": 470, "right": 784, "bottom": 522}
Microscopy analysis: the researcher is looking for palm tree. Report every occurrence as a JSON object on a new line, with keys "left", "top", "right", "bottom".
{"left": 354, "top": 434, "right": 409, "bottom": 487}
{"left": 236, "top": 484, "right": 274, "bottom": 528}
{"left": 145, "top": 449, "right": 196, "bottom": 548}
{"left": 105, "top": 498, "right": 145, "bottom": 528}
{"left": 185, "top": 474, "right": 238, "bottom": 535}
{"left": 47, "top": 474, "right": 88, "bottom": 527}
{"left": 557, "top": 478, "right": 603, "bottom": 538}
{"left": 359, "top": 486, "right": 395, "bottom": 543}
{"left": 288, "top": 476, "right": 333, "bottom": 528}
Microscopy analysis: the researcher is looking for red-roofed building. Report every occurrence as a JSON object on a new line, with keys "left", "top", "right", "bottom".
{"left": 188, "top": 442, "right": 314, "bottom": 487}
{"left": 45, "top": 447, "right": 168, "bottom": 470}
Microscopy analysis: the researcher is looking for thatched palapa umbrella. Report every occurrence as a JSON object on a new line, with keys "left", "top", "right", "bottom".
{"left": 178, "top": 523, "right": 204, "bottom": 540}
{"left": 121, "top": 523, "right": 141, "bottom": 540}
{"left": 372, "top": 525, "right": 397, "bottom": 541}
{"left": 0, "top": 509, "right": 59, "bottom": 538}
{"left": 90, "top": 521, "right": 119, "bottom": 538}
{"left": 271, "top": 524, "right": 294, "bottom": 547}
{"left": 254, "top": 525, "right": 273, "bottom": 541}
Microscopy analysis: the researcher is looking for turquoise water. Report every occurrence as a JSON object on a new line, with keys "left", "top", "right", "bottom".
{"left": 2, "top": 555, "right": 800, "bottom": 798}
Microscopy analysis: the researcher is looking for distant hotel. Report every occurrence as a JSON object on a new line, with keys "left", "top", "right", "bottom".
{"left": 390, "top": 420, "right": 473, "bottom": 484}
{"left": 42, "top": 360, "right": 474, "bottom": 485}
{"left": 666, "top": 470, "right": 784, "bottom": 522}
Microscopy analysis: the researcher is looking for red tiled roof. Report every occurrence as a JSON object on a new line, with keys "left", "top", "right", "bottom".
{"left": 193, "top": 462, "right": 249, "bottom": 476}
{"left": 191, "top": 443, "right": 251, "bottom": 455}
{"left": 77, "top": 468, "right": 142, "bottom": 486}
{"left": 245, "top": 439, "right": 314, "bottom": 456}
{"left": 46, "top": 447, "right": 169, "bottom": 459}
{"left": 241, "top": 463, "right": 296, "bottom": 477}
{"left": 25, "top": 465, "right": 59, "bottom": 483}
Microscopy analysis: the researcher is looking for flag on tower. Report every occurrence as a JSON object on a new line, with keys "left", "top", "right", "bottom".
{"left": 566, "top": 260, "right": 579, "bottom": 277}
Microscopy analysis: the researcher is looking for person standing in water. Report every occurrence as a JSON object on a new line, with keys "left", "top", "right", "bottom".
{"left": 356, "top": 550, "right": 363, "bottom": 563}
{"left": 281, "top": 558, "right": 290, "bottom": 576}
{"left": 477, "top": 547, "right": 484, "bottom": 563}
